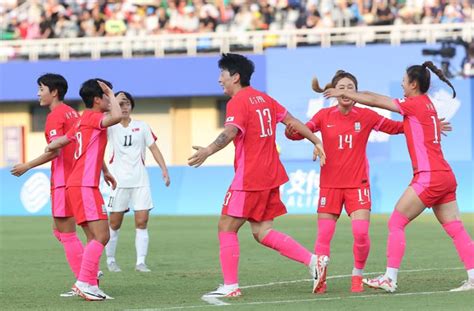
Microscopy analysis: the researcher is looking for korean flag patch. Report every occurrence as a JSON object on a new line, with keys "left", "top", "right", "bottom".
{"left": 226, "top": 116, "right": 235, "bottom": 122}
{"left": 354, "top": 122, "right": 361, "bottom": 132}
{"left": 49, "top": 129, "right": 57, "bottom": 137}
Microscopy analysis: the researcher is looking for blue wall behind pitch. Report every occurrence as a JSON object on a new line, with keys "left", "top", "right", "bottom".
{"left": 0, "top": 55, "right": 266, "bottom": 100}
{"left": 1, "top": 43, "right": 472, "bottom": 216}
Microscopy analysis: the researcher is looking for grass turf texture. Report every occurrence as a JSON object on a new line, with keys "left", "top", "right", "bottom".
{"left": 1, "top": 214, "right": 473, "bottom": 310}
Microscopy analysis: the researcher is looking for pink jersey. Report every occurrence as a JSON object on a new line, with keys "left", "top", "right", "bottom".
{"left": 65, "top": 110, "right": 107, "bottom": 188}
{"left": 45, "top": 103, "right": 79, "bottom": 189}
{"left": 288, "top": 106, "right": 403, "bottom": 188}
{"left": 225, "top": 87, "right": 289, "bottom": 191}
{"left": 393, "top": 94, "right": 451, "bottom": 174}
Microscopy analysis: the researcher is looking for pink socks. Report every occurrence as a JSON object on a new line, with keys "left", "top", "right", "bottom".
{"left": 442, "top": 220, "right": 474, "bottom": 270}
{"left": 218, "top": 232, "right": 240, "bottom": 285}
{"left": 53, "top": 228, "right": 61, "bottom": 242}
{"left": 59, "top": 232, "right": 84, "bottom": 278}
{"left": 261, "top": 230, "right": 312, "bottom": 265}
{"left": 314, "top": 218, "right": 337, "bottom": 257}
{"left": 386, "top": 210, "right": 410, "bottom": 268}
{"left": 78, "top": 240, "right": 104, "bottom": 285}
{"left": 352, "top": 220, "right": 370, "bottom": 269}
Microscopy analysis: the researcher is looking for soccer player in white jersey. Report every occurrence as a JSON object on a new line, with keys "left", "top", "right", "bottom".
{"left": 105, "top": 91, "right": 170, "bottom": 272}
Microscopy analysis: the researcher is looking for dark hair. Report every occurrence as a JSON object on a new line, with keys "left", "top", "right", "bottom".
{"left": 79, "top": 78, "right": 113, "bottom": 108}
{"left": 218, "top": 53, "right": 255, "bottom": 87}
{"left": 37, "top": 73, "right": 68, "bottom": 100}
{"left": 114, "top": 91, "right": 135, "bottom": 110}
{"left": 312, "top": 70, "right": 358, "bottom": 93}
{"left": 406, "top": 61, "right": 456, "bottom": 98}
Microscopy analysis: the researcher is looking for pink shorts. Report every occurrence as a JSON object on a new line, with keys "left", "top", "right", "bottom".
{"left": 317, "top": 186, "right": 371, "bottom": 216}
{"left": 222, "top": 187, "right": 287, "bottom": 222}
{"left": 66, "top": 187, "right": 108, "bottom": 225}
{"left": 410, "top": 170, "right": 457, "bottom": 207}
{"left": 51, "top": 187, "right": 74, "bottom": 218}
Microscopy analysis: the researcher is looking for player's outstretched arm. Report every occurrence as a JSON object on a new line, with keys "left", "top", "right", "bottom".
{"left": 149, "top": 143, "right": 170, "bottom": 187}
{"left": 45, "top": 135, "right": 71, "bottom": 152}
{"left": 281, "top": 112, "right": 326, "bottom": 165}
{"left": 98, "top": 81, "right": 122, "bottom": 128}
{"left": 324, "top": 89, "right": 399, "bottom": 113}
{"left": 188, "top": 125, "right": 239, "bottom": 168}
{"left": 10, "top": 150, "right": 59, "bottom": 177}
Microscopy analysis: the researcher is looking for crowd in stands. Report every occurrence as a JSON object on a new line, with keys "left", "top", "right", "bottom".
{"left": 1, "top": 0, "right": 472, "bottom": 40}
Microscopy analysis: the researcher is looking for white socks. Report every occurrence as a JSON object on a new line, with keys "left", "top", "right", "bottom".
{"left": 106, "top": 228, "right": 119, "bottom": 264}
{"left": 352, "top": 268, "right": 364, "bottom": 276}
{"left": 136, "top": 228, "right": 149, "bottom": 265}
{"left": 385, "top": 267, "right": 399, "bottom": 283}
{"left": 467, "top": 269, "right": 474, "bottom": 280}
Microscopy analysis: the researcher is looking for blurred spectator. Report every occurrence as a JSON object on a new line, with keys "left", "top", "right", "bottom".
{"left": 0, "top": 0, "right": 471, "bottom": 41}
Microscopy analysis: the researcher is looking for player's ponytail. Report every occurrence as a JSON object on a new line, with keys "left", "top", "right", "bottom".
{"left": 406, "top": 62, "right": 456, "bottom": 99}
{"left": 311, "top": 77, "right": 332, "bottom": 93}
{"left": 422, "top": 61, "right": 456, "bottom": 98}
{"left": 312, "top": 70, "right": 358, "bottom": 93}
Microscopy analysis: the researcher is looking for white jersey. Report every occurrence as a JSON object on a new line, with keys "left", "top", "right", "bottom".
{"left": 107, "top": 119, "right": 157, "bottom": 188}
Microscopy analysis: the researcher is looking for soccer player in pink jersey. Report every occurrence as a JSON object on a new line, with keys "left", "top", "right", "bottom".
{"left": 188, "top": 53, "right": 328, "bottom": 297}
{"left": 10, "top": 73, "right": 112, "bottom": 297}
{"left": 285, "top": 70, "right": 408, "bottom": 293}
{"left": 45, "top": 79, "right": 123, "bottom": 300}
{"left": 324, "top": 61, "right": 474, "bottom": 293}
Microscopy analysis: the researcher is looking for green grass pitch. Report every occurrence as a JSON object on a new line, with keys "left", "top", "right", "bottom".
{"left": 1, "top": 214, "right": 473, "bottom": 310}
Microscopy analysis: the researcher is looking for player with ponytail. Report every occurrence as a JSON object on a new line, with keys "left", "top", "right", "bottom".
{"left": 324, "top": 62, "right": 474, "bottom": 293}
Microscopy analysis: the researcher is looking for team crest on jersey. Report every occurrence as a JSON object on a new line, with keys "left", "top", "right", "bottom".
{"left": 320, "top": 197, "right": 326, "bottom": 206}
{"left": 226, "top": 116, "right": 235, "bottom": 122}
{"left": 354, "top": 122, "right": 361, "bottom": 132}
{"left": 49, "top": 129, "right": 57, "bottom": 137}
{"left": 132, "top": 128, "right": 140, "bottom": 132}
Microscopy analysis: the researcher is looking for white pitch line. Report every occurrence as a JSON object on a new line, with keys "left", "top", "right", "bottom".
{"left": 241, "top": 267, "right": 463, "bottom": 289}
{"left": 200, "top": 297, "right": 230, "bottom": 306}
{"left": 126, "top": 267, "right": 464, "bottom": 311}
{"left": 138, "top": 289, "right": 457, "bottom": 311}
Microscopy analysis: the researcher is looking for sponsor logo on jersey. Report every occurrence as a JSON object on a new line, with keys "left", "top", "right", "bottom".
{"left": 132, "top": 128, "right": 140, "bottom": 132}
{"left": 320, "top": 197, "right": 326, "bottom": 207}
{"left": 226, "top": 116, "right": 235, "bottom": 122}
{"left": 354, "top": 122, "right": 361, "bottom": 132}
{"left": 49, "top": 129, "right": 57, "bottom": 137}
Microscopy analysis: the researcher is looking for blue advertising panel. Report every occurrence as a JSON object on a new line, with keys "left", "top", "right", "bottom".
{"left": 1, "top": 162, "right": 472, "bottom": 217}
{"left": 0, "top": 55, "right": 266, "bottom": 101}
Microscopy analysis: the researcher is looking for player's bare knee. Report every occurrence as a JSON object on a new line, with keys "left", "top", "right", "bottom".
{"left": 135, "top": 222, "right": 147, "bottom": 229}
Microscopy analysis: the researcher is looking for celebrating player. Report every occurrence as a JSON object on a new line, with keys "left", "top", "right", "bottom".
{"left": 324, "top": 61, "right": 474, "bottom": 292}
{"left": 45, "top": 79, "right": 122, "bottom": 300}
{"left": 188, "top": 53, "right": 328, "bottom": 298}
{"left": 105, "top": 91, "right": 170, "bottom": 273}
{"left": 286, "top": 70, "right": 406, "bottom": 293}
{"left": 10, "top": 73, "right": 101, "bottom": 297}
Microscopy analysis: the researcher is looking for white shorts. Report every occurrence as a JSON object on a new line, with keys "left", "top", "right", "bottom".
{"left": 107, "top": 187, "right": 153, "bottom": 213}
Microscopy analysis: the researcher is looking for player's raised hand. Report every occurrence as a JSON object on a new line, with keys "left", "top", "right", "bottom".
{"left": 97, "top": 80, "right": 113, "bottom": 97}
{"left": 188, "top": 146, "right": 211, "bottom": 168}
{"left": 103, "top": 171, "right": 117, "bottom": 190}
{"left": 162, "top": 170, "right": 170, "bottom": 187}
{"left": 439, "top": 117, "right": 452, "bottom": 136}
{"left": 323, "top": 88, "right": 344, "bottom": 99}
{"left": 10, "top": 163, "right": 30, "bottom": 177}
{"left": 313, "top": 143, "right": 326, "bottom": 166}
{"left": 115, "top": 92, "right": 127, "bottom": 103}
